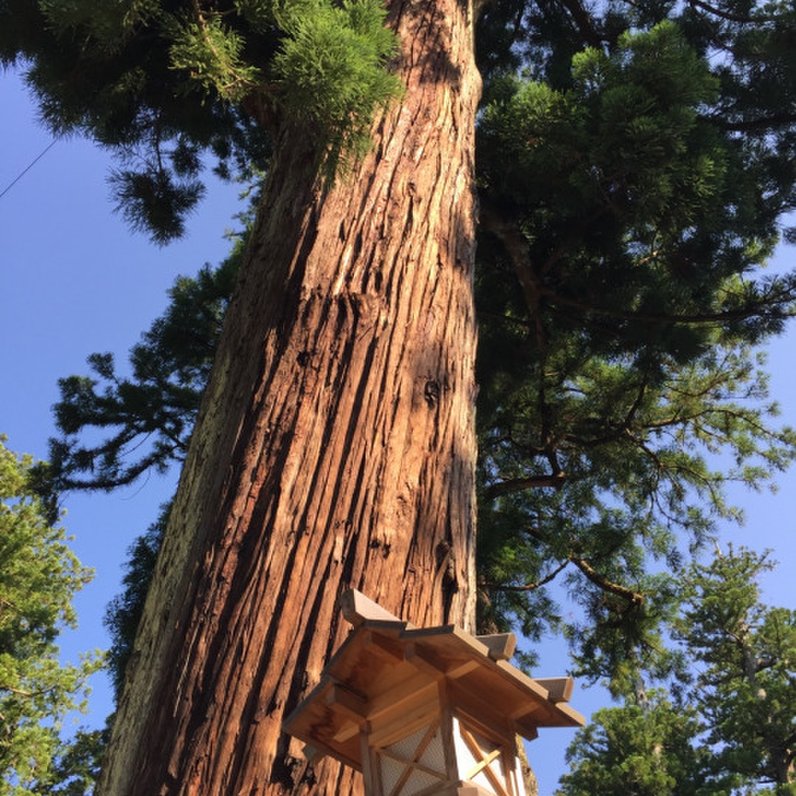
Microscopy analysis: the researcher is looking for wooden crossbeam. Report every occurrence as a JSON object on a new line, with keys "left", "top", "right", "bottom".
{"left": 459, "top": 726, "right": 511, "bottom": 796}
{"left": 464, "top": 746, "right": 502, "bottom": 780}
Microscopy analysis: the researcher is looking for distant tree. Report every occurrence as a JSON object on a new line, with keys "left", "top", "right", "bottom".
{"left": 676, "top": 547, "right": 795, "bottom": 792}
{"left": 30, "top": 728, "right": 108, "bottom": 796}
{"left": 0, "top": 439, "right": 101, "bottom": 794}
{"left": 555, "top": 693, "right": 717, "bottom": 796}
{"left": 558, "top": 547, "right": 795, "bottom": 794}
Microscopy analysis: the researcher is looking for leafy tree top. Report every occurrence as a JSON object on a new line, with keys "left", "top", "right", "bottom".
{"left": 0, "top": 438, "right": 101, "bottom": 794}
{"left": 556, "top": 692, "right": 719, "bottom": 796}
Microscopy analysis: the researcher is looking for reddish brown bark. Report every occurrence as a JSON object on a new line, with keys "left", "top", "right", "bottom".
{"left": 97, "top": 1, "right": 482, "bottom": 793}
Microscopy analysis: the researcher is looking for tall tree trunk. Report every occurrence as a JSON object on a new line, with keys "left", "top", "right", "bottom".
{"left": 97, "top": 1, "right": 482, "bottom": 793}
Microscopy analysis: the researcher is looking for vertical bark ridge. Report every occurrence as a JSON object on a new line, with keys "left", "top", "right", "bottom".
{"left": 98, "top": 0, "right": 482, "bottom": 793}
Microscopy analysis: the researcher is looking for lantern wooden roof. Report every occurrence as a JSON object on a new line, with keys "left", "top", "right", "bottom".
{"left": 283, "top": 591, "right": 584, "bottom": 772}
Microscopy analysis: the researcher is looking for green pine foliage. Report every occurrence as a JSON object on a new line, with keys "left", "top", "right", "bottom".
{"left": 675, "top": 548, "right": 796, "bottom": 791}
{"left": 272, "top": 0, "right": 401, "bottom": 168}
{"left": 556, "top": 694, "right": 717, "bottom": 796}
{"left": 559, "top": 548, "right": 795, "bottom": 794}
{"left": 473, "top": 10, "right": 796, "bottom": 686}
{"left": 49, "top": 247, "right": 241, "bottom": 492}
{"left": 170, "top": 14, "right": 261, "bottom": 102}
{"left": 0, "top": 439, "right": 102, "bottom": 794}
{"left": 1, "top": 0, "right": 401, "bottom": 240}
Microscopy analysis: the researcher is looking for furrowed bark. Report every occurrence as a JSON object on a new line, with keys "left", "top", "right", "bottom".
{"left": 97, "top": 1, "right": 482, "bottom": 794}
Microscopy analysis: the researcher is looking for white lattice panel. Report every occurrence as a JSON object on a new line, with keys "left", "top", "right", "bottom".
{"left": 379, "top": 755, "right": 404, "bottom": 795}
{"left": 377, "top": 721, "right": 448, "bottom": 795}
{"left": 402, "top": 768, "right": 443, "bottom": 793}
{"left": 416, "top": 728, "right": 446, "bottom": 776}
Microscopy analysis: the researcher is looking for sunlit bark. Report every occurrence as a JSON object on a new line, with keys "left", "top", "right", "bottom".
{"left": 97, "top": 1, "right": 482, "bottom": 793}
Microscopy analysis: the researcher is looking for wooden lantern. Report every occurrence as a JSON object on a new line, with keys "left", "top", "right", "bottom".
{"left": 283, "top": 591, "right": 584, "bottom": 796}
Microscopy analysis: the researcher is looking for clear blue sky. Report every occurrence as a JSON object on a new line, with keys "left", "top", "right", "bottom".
{"left": 2, "top": 67, "right": 794, "bottom": 793}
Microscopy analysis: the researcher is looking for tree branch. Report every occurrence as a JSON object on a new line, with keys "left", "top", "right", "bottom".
{"left": 709, "top": 111, "right": 796, "bottom": 134}
{"left": 480, "top": 199, "right": 547, "bottom": 350}
{"left": 485, "top": 558, "right": 570, "bottom": 592}
{"left": 545, "top": 286, "right": 796, "bottom": 326}
{"left": 557, "top": 0, "right": 604, "bottom": 48}
{"left": 569, "top": 556, "right": 645, "bottom": 605}
{"left": 0, "top": 684, "right": 52, "bottom": 698}
{"left": 688, "top": 0, "right": 787, "bottom": 24}
{"left": 483, "top": 471, "right": 567, "bottom": 500}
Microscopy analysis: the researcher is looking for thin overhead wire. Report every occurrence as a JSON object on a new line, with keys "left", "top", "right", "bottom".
{"left": 0, "top": 139, "right": 57, "bottom": 200}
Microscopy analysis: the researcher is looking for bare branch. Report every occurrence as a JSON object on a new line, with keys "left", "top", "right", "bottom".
{"left": 709, "top": 111, "right": 796, "bottom": 134}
